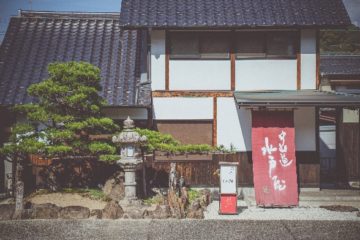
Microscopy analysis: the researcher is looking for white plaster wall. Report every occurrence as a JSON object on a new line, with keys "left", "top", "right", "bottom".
{"left": 153, "top": 97, "right": 213, "bottom": 120}
{"left": 150, "top": 30, "right": 166, "bottom": 90}
{"left": 300, "top": 29, "right": 317, "bottom": 89}
{"left": 235, "top": 60, "right": 297, "bottom": 91}
{"left": 169, "top": 60, "right": 231, "bottom": 90}
{"left": 102, "top": 108, "right": 148, "bottom": 120}
{"left": 216, "top": 100, "right": 316, "bottom": 152}
{"left": 217, "top": 97, "right": 252, "bottom": 151}
{"left": 294, "top": 107, "right": 316, "bottom": 151}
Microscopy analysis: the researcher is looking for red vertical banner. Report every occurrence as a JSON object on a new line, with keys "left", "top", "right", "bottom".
{"left": 252, "top": 111, "right": 298, "bottom": 207}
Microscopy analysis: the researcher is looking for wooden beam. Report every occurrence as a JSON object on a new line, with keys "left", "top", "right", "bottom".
{"left": 165, "top": 30, "right": 170, "bottom": 91}
{"left": 297, "top": 52, "right": 301, "bottom": 90}
{"left": 231, "top": 31, "right": 236, "bottom": 91}
{"left": 316, "top": 30, "right": 320, "bottom": 90}
{"left": 152, "top": 91, "right": 234, "bottom": 98}
{"left": 213, "top": 97, "right": 217, "bottom": 147}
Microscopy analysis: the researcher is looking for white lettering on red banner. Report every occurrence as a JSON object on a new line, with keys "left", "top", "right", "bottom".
{"left": 261, "top": 130, "right": 293, "bottom": 192}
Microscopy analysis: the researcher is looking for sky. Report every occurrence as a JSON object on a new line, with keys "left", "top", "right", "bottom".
{"left": 0, "top": 0, "right": 359, "bottom": 42}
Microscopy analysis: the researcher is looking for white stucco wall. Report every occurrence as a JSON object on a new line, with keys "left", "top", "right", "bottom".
{"left": 217, "top": 97, "right": 252, "bottom": 151}
{"left": 235, "top": 60, "right": 297, "bottom": 91}
{"left": 169, "top": 60, "right": 231, "bottom": 90}
{"left": 217, "top": 98, "right": 316, "bottom": 151}
{"left": 153, "top": 97, "right": 213, "bottom": 120}
{"left": 294, "top": 107, "right": 316, "bottom": 151}
{"left": 300, "top": 29, "right": 317, "bottom": 89}
{"left": 150, "top": 30, "right": 166, "bottom": 90}
{"left": 102, "top": 108, "right": 148, "bottom": 120}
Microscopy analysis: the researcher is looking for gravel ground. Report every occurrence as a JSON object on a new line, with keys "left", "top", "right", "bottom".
{"left": 204, "top": 200, "right": 360, "bottom": 221}
{"left": 29, "top": 193, "right": 107, "bottom": 210}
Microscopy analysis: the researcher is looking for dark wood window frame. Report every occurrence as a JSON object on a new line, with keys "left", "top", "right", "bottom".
{"left": 169, "top": 31, "right": 231, "bottom": 60}
{"left": 236, "top": 31, "right": 300, "bottom": 60}
{"left": 168, "top": 30, "right": 300, "bottom": 61}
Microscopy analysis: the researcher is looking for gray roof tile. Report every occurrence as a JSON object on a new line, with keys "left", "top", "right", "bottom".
{"left": 321, "top": 55, "right": 360, "bottom": 78}
{"left": 0, "top": 11, "right": 151, "bottom": 107}
{"left": 120, "top": 0, "right": 351, "bottom": 28}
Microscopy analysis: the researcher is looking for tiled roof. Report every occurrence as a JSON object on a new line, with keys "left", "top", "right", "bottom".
{"left": 320, "top": 55, "right": 360, "bottom": 78}
{"left": 120, "top": 0, "right": 351, "bottom": 29}
{"left": 0, "top": 11, "right": 151, "bottom": 107}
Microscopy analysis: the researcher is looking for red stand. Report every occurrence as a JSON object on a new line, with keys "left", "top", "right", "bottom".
{"left": 219, "top": 194, "right": 238, "bottom": 215}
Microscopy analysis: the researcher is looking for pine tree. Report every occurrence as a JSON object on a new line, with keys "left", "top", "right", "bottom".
{"left": 0, "top": 62, "right": 119, "bottom": 202}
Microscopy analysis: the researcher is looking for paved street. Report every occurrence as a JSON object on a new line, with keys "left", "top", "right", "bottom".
{"left": 0, "top": 219, "right": 359, "bottom": 240}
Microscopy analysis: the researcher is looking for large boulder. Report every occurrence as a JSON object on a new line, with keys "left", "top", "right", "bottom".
{"left": 59, "top": 206, "right": 90, "bottom": 219}
{"left": 32, "top": 203, "right": 61, "bottom": 219}
{"left": 102, "top": 201, "right": 124, "bottom": 219}
{"left": 102, "top": 173, "right": 125, "bottom": 201}
{"left": 0, "top": 204, "right": 15, "bottom": 220}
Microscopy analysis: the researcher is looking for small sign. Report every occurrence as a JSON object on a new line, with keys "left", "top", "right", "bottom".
{"left": 219, "top": 162, "right": 239, "bottom": 215}
{"left": 220, "top": 164, "right": 237, "bottom": 194}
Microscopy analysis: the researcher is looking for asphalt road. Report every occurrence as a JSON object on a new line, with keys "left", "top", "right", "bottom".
{"left": 0, "top": 219, "right": 359, "bottom": 240}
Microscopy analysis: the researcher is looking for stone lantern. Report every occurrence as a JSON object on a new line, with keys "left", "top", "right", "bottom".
{"left": 112, "top": 116, "right": 147, "bottom": 202}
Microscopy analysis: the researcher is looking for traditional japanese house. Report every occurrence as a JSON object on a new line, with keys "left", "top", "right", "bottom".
{"left": 119, "top": 0, "right": 360, "bottom": 206}
{"left": 1, "top": 1, "right": 360, "bottom": 206}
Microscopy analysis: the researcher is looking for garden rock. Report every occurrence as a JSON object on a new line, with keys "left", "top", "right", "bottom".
{"left": 59, "top": 206, "right": 90, "bottom": 219}
{"left": 90, "top": 209, "right": 103, "bottom": 219}
{"left": 102, "top": 200, "right": 124, "bottom": 219}
{"left": 123, "top": 208, "right": 145, "bottom": 219}
{"left": 103, "top": 174, "right": 125, "bottom": 201}
{"left": 187, "top": 208, "right": 204, "bottom": 219}
{"left": 32, "top": 203, "right": 61, "bottom": 219}
{"left": 0, "top": 204, "right": 15, "bottom": 220}
{"left": 199, "top": 189, "right": 211, "bottom": 207}
{"left": 152, "top": 205, "right": 172, "bottom": 219}
{"left": 12, "top": 209, "right": 34, "bottom": 220}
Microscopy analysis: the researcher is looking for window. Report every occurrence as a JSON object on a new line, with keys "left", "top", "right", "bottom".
{"left": 236, "top": 31, "right": 299, "bottom": 59}
{"left": 169, "top": 32, "right": 230, "bottom": 59}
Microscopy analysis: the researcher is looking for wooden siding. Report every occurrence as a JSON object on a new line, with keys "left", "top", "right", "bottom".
{"left": 155, "top": 120, "right": 213, "bottom": 145}
{"left": 148, "top": 151, "right": 318, "bottom": 188}
{"left": 338, "top": 123, "right": 360, "bottom": 182}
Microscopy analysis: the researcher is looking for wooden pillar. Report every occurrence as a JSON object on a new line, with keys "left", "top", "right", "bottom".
{"left": 213, "top": 97, "right": 217, "bottom": 147}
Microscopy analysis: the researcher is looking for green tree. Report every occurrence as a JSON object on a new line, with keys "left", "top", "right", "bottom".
{"left": 0, "top": 62, "right": 119, "bottom": 200}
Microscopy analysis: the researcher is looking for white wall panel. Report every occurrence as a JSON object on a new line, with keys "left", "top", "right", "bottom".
{"left": 102, "top": 108, "right": 148, "bottom": 120}
{"left": 151, "top": 30, "right": 166, "bottom": 90}
{"left": 153, "top": 97, "right": 213, "bottom": 120}
{"left": 235, "top": 60, "right": 297, "bottom": 91}
{"left": 169, "top": 60, "right": 231, "bottom": 90}
{"left": 294, "top": 107, "right": 316, "bottom": 151}
{"left": 300, "top": 29, "right": 317, "bottom": 89}
{"left": 217, "top": 98, "right": 252, "bottom": 151}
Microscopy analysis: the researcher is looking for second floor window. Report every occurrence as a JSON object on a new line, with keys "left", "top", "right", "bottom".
{"left": 169, "top": 31, "right": 299, "bottom": 60}
{"left": 169, "top": 31, "right": 230, "bottom": 59}
{"left": 236, "top": 31, "right": 299, "bottom": 59}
